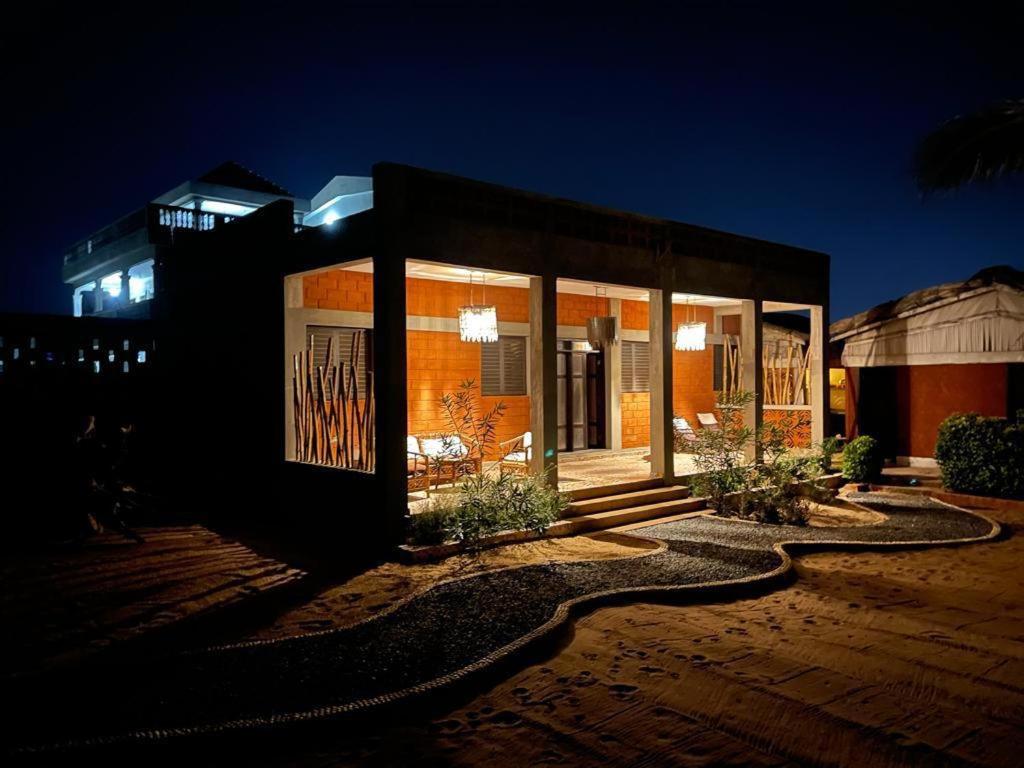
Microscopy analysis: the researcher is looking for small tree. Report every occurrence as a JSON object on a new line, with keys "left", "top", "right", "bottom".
{"left": 439, "top": 379, "right": 507, "bottom": 463}
{"left": 691, "top": 390, "right": 755, "bottom": 513}
{"left": 692, "top": 390, "right": 824, "bottom": 525}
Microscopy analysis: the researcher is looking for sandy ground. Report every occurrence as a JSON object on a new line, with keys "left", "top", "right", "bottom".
{"left": 248, "top": 533, "right": 656, "bottom": 640}
{"left": 806, "top": 498, "right": 887, "bottom": 527}
{"left": 243, "top": 497, "right": 1021, "bottom": 768}
{"left": 0, "top": 525, "right": 305, "bottom": 677}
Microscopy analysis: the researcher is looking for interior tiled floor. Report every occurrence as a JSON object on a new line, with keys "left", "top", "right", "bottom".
{"left": 408, "top": 449, "right": 708, "bottom": 510}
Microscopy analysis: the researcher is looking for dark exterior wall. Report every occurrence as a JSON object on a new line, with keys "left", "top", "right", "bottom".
{"left": 372, "top": 163, "right": 829, "bottom": 307}
{"left": 0, "top": 313, "right": 160, "bottom": 536}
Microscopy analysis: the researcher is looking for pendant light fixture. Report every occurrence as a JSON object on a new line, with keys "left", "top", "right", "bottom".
{"left": 585, "top": 285, "right": 618, "bottom": 348}
{"left": 458, "top": 271, "right": 499, "bottom": 343}
{"left": 674, "top": 297, "right": 706, "bottom": 351}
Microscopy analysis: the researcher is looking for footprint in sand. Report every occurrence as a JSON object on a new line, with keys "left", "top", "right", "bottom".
{"left": 488, "top": 710, "right": 522, "bottom": 727}
{"left": 431, "top": 719, "right": 462, "bottom": 734}
{"left": 536, "top": 748, "right": 565, "bottom": 763}
{"left": 638, "top": 665, "right": 665, "bottom": 676}
{"left": 608, "top": 683, "right": 639, "bottom": 700}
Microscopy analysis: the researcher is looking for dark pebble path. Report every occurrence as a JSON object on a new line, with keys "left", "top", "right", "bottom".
{"left": 7, "top": 493, "right": 998, "bottom": 754}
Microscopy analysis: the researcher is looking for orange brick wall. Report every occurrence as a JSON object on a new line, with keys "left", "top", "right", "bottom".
{"left": 672, "top": 304, "right": 716, "bottom": 432}
{"left": 620, "top": 299, "right": 650, "bottom": 331}
{"left": 300, "top": 270, "right": 716, "bottom": 454}
{"left": 303, "top": 270, "right": 374, "bottom": 311}
{"left": 556, "top": 294, "right": 609, "bottom": 326}
{"left": 405, "top": 329, "right": 530, "bottom": 457}
{"left": 618, "top": 304, "right": 717, "bottom": 449}
{"left": 301, "top": 270, "right": 530, "bottom": 453}
{"left": 621, "top": 392, "right": 651, "bottom": 448}
{"left": 896, "top": 363, "right": 1008, "bottom": 458}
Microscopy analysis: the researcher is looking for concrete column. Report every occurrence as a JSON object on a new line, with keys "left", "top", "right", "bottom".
{"left": 649, "top": 288, "right": 674, "bottom": 482}
{"left": 373, "top": 248, "right": 408, "bottom": 543}
{"left": 810, "top": 305, "right": 827, "bottom": 445}
{"left": 529, "top": 275, "right": 558, "bottom": 485}
{"left": 740, "top": 300, "right": 764, "bottom": 463}
{"left": 121, "top": 271, "right": 132, "bottom": 305}
{"left": 606, "top": 298, "right": 623, "bottom": 450}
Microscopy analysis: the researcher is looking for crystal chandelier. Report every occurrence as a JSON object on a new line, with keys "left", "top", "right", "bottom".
{"left": 458, "top": 271, "right": 499, "bottom": 343}
{"left": 586, "top": 286, "right": 617, "bottom": 348}
{"left": 674, "top": 298, "right": 706, "bottom": 351}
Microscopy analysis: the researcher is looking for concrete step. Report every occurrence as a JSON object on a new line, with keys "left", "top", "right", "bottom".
{"left": 557, "top": 496, "right": 707, "bottom": 534}
{"left": 566, "top": 478, "right": 663, "bottom": 503}
{"left": 566, "top": 485, "right": 691, "bottom": 517}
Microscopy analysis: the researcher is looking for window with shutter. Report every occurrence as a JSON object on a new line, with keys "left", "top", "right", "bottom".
{"left": 481, "top": 336, "right": 527, "bottom": 396}
{"left": 306, "top": 326, "right": 372, "bottom": 398}
{"left": 621, "top": 340, "right": 650, "bottom": 393}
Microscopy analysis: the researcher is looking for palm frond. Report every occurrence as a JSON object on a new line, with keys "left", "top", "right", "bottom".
{"left": 914, "top": 98, "right": 1024, "bottom": 194}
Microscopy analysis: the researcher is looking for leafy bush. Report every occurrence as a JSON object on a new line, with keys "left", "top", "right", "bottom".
{"left": 842, "top": 435, "right": 882, "bottom": 482}
{"left": 407, "top": 505, "right": 453, "bottom": 546}
{"left": 691, "top": 390, "right": 824, "bottom": 526}
{"left": 817, "top": 435, "right": 843, "bottom": 472}
{"left": 407, "top": 471, "right": 567, "bottom": 548}
{"left": 935, "top": 412, "right": 1024, "bottom": 499}
{"left": 691, "top": 391, "right": 756, "bottom": 513}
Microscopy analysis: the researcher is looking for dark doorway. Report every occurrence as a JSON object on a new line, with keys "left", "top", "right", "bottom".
{"left": 557, "top": 341, "right": 606, "bottom": 451}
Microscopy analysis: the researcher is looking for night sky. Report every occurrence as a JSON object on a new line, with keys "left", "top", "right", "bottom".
{"left": 2, "top": 3, "right": 1020, "bottom": 320}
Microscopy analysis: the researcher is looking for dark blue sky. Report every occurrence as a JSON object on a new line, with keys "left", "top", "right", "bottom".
{"left": 2, "top": 3, "right": 1020, "bottom": 320}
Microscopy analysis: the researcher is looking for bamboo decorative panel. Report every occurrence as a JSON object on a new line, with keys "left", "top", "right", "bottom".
{"left": 292, "top": 330, "right": 375, "bottom": 471}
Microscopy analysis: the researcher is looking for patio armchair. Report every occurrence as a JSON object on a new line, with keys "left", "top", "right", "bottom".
{"left": 672, "top": 417, "right": 698, "bottom": 452}
{"left": 418, "top": 434, "right": 482, "bottom": 487}
{"left": 498, "top": 431, "right": 532, "bottom": 474}
{"left": 696, "top": 412, "right": 721, "bottom": 432}
{"left": 406, "top": 436, "right": 433, "bottom": 496}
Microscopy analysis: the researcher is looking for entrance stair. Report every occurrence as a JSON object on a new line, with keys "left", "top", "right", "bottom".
{"left": 559, "top": 480, "right": 706, "bottom": 533}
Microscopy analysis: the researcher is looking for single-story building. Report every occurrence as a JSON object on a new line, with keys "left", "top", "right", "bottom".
{"left": 830, "top": 266, "right": 1024, "bottom": 465}
{"left": 57, "top": 162, "right": 830, "bottom": 549}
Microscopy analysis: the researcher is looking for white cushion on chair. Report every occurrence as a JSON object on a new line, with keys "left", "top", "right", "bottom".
{"left": 673, "top": 417, "right": 691, "bottom": 432}
{"left": 421, "top": 436, "right": 468, "bottom": 458}
{"left": 407, "top": 436, "right": 420, "bottom": 455}
{"left": 697, "top": 413, "right": 718, "bottom": 428}
{"left": 504, "top": 451, "right": 528, "bottom": 463}
{"left": 523, "top": 431, "right": 532, "bottom": 449}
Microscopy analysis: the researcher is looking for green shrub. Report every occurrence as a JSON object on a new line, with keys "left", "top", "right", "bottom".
{"left": 842, "top": 435, "right": 882, "bottom": 482}
{"left": 407, "top": 504, "right": 453, "bottom": 546}
{"left": 935, "top": 412, "right": 1024, "bottom": 499}
{"left": 691, "top": 390, "right": 823, "bottom": 526}
{"left": 691, "top": 391, "right": 756, "bottom": 513}
{"left": 407, "top": 471, "right": 567, "bottom": 548}
{"left": 817, "top": 435, "right": 843, "bottom": 472}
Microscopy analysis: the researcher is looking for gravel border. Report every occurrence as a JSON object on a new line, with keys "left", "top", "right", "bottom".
{"left": 9, "top": 494, "right": 999, "bottom": 755}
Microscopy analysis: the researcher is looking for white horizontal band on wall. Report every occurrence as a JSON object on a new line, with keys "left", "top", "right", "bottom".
{"left": 287, "top": 308, "right": 652, "bottom": 342}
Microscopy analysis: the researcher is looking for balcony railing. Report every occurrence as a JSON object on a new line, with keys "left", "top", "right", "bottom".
{"left": 65, "top": 203, "right": 308, "bottom": 266}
